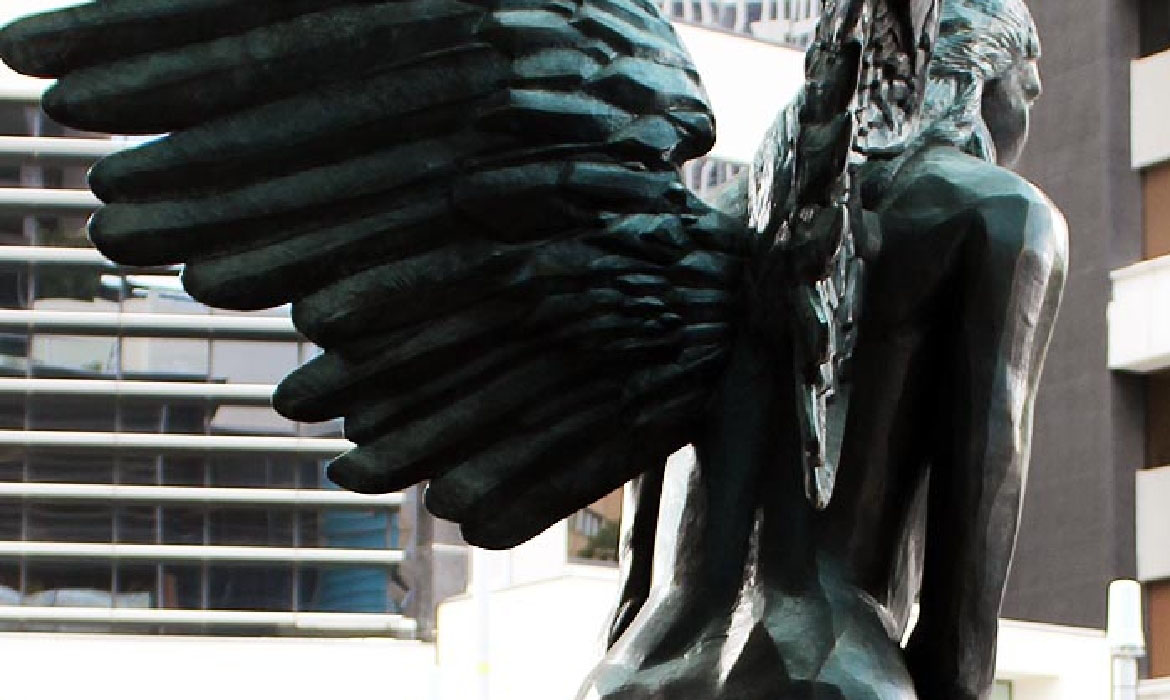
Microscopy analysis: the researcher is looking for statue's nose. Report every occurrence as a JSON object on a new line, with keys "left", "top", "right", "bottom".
{"left": 1022, "top": 64, "right": 1043, "bottom": 103}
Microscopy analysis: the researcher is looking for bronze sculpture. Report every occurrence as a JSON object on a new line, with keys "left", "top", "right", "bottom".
{"left": 0, "top": 0, "right": 1065, "bottom": 698}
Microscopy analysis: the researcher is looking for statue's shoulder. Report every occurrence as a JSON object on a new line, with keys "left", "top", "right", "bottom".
{"left": 889, "top": 146, "right": 1039, "bottom": 206}
{"left": 877, "top": 145, "right": 1068, "bottom": 270}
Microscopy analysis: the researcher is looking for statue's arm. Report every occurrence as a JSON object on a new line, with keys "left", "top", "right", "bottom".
{"left": 606, "top": 465, "right": 665, "bottom": 649}
{"left": 902, "top": 176, "right": 1068, "bottom": 700}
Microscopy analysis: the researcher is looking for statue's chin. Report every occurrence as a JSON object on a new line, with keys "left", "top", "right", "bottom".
{"left": 981, "top": 89, "right": 1031, "bottom": 168}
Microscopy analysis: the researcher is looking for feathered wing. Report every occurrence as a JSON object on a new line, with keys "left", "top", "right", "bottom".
{"left": 0, "top": 0, "right": 749, "bottom": 549}
{"left": 748, "top": 0, "right": 940, "bottom": 509}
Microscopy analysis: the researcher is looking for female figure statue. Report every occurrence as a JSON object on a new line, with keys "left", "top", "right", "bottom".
{"left": 594, "top": 2, "right": 1065, "bottom": 698}
{"left": 0, "top": 0, "right": 1064, "bottom": 698}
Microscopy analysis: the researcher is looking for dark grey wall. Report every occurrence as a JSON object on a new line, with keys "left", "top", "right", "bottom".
{"left": 1002, "top": 0, "right": 1143, "bottom": 629}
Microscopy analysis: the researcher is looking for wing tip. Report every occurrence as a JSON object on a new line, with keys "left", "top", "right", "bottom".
{"left": 0, "top": 12, "right": 70, "bottom": 79}
{"left": 326, "top": 450, "right": 398, "bottom": 496}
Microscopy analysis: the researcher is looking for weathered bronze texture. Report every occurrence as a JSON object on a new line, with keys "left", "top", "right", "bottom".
{"left": 0, "top": 1, "right": 1066, "bottom": 698}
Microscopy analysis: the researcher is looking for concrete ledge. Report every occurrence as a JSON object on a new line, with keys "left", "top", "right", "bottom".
{"left": 1138, "top": 465, "right": 1170, "bottom": 581}
{"left": 1108, "top": 255, "right": 1170, "bottom": 372}
{"left": 1133, "top": 49, "right": 1170, "bottom": 170}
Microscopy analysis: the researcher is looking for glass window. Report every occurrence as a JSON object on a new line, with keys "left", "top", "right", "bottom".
{"left": 307, "top": 565, "right": 401, "bottom": 614}
{"left": 208, "top": 454, "right": 299, "bottom": 489}
{"left": 1148, "top": 371, "right": 1170, "bottom": 468}
{"left": 26, "top": 503, "right": 113, "bottom": 543}
{"left": 210, "top": 406, "right": 300, "bottom": 437}
{"left": 0, "top": 103, "right": 32, "bottom": 137}
{"left": 208, "top": 507, "right": 296, "bottom": 548}
{"left": 29, "top": 335, "right": 120, "bottom": 377}
{"left": 1141, "top": 0, "right": 1170, "bottom": 58}
{"left": 113, "top": 564, "right": 160, "bottom": 607}
{"left": 157, "top": 564, "right": 202, "bottom": 610}
{"left": 120, "top": 337, "right": 210, "bottom": 379}
{"left": 28, "top": 394, "right": 117, "bottom": 432}
{"left": 32, "top": 263, "right": 109, "bottom": 306}
{"left": 23, "top": 563, "right": 112, "bottom": 601}
{"left": 210, "top": 339, "right": 299, "bottom": 384}
{"left": 0, "top": 396, "right": 25, "bottom": 430}
{"left": 27, "top": 454, "right": 114, "bottom": 486}
{"left": 112, "top": 506, "right": 160, "bottom": 545}
{"left": 207, "top": 564, "right": 294, "bottom": 612}
{"left": 567, "top": 489, "right": 622, "bottom": 564}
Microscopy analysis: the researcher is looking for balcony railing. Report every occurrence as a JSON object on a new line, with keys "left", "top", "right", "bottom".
{"left": 0, "top": 243, "right": 417, "bottom": 638}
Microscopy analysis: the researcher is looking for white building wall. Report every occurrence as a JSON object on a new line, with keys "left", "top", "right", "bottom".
{"left": 673, "top": 23, "right": 806, "bottom": 163}
{"left": 0, "top": 575, "right": 1117, "bottom": 700}
{"left": 0, "top": 633, "right": 438, "bottom": 700}
{"left": 437, "top": 563, "right": 1114, "bottom": 700}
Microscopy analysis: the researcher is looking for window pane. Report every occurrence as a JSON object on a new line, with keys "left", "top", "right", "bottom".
{"left": 567, "top": 489, "right": 621, "bottom": 564}
{"left": 207, "top": 564, "right": 293, "bottom": 612}
{"left": 208, "top": 507, "right": 296, "bottom": 547}
{"left": 26, "top": 503, "right": 113, "bottom": 543}
{"left": 306, "top": 565, "right": 400, "bottom": 614}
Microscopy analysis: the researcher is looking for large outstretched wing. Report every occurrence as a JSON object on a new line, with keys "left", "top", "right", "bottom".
{"left": 0, "top": 0, "right": 749, "bottom": 549}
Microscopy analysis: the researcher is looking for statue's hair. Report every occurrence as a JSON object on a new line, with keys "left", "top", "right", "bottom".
{"left": 917, "top": 0, "right": 1040, "bottom": 162}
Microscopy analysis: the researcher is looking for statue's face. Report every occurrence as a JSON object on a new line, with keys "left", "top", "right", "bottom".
{"left": 980, "top": 58, "right": 1042, "bottom": 168}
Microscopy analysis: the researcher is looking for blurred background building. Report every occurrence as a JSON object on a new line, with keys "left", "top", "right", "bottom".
{"left": 0, "top": 1, "right": 1165, "bottom": 699}
{"left": 1120, "top": 1, "right": 1170, "bottom": 695}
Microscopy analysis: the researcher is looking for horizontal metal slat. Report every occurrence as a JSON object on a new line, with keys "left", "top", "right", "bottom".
{"left": 0, "top": 541, "right": 402, "bottom": 566}
{"left": 0, "top": 309, "right": 299, "bottom": 340}
{"left": 0, "top": 81, "right": 48, "bottom": 104}
{"left": 0, "top": 430, "right": 351, "bottom": 455}
{"left": 0, "top": 187, "right": 100, "bottom": 211}
{"left": 0, "top": 136, "right": 129, "bottom": 161}
{"left": 0, "top": 246, "right": 173, "bottom": 270}
{"left": 0, "top": 483, "right": 400, "bottom": 508}
{"left": 0, "top": 607, "right": 416, "bottom": 636}
{"left": 0, "top": 378, "right": 275, "bottom": 404}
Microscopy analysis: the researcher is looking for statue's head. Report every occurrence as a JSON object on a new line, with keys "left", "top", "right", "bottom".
{"left": 920, "top": 0, "right": 1041, "bottom": 167}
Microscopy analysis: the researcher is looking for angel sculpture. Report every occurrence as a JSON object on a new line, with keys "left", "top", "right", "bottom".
{"left": 0, "top": 0, "right": 1065, "bottom": 698}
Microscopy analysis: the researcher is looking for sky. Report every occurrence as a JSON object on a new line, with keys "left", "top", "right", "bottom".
{"left": 0, "top": 1, "right": 86, "bottom": 94}
{"left": 0, "top": 0, "right": 85, "bottom": 27}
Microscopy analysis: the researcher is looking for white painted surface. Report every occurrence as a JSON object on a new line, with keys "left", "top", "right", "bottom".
{"left": 506, "top": 521, "right": 571, "bottom": 588}
{"left": 1108, "top": 255, "right": 1170, "bottom": 372}
{"left": 1133, "top": 49, "right": 1170, "bottom": 170}
{"left": 0, "top": 633, "right": 438, "bottom": 700}
{"left": 1107, "top": 579, "right": 1147, "bottom": 655}
{"left": 0, "top": 556, "right": 1113, "bottom": 700}
{"left": 1142, "top": 678, "right": 1170, "bottom": 699}
{"left": 996, "top": 619, "right": 1111, "bottom": 700}
{"left": 1137, "top": 465, "right": 1170, "bottom": 581}
{"left": 437, "top": 558, "right": 1111, "bottom": 700}
{"left": 437, "top": 568, "right": 617, "bottom": 700}
{"left": 673, "top": 23, "right": 806, "bottom": 163}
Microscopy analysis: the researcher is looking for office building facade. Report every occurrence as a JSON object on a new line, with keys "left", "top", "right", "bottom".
{"left": 0, "top": 81, "right": 432, "bottom": 638}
